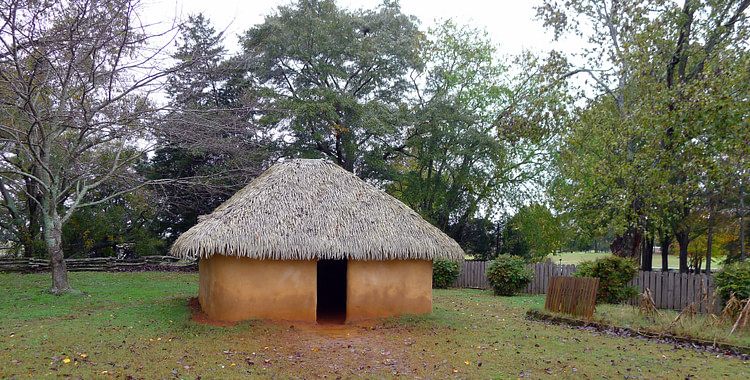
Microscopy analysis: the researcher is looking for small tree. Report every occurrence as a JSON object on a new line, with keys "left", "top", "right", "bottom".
{"left": 500, "top": 204, "right": 563, "bottom": 262}
{"left": 0, "top": 0, "right": 178, "bottom": 293}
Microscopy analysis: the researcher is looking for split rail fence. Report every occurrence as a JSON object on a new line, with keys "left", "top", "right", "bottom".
{"left": 0, "top": 256, "right": 197, "bottom": 272}
{"left": 453, "top": 260, "right": 720, "bottom": 313}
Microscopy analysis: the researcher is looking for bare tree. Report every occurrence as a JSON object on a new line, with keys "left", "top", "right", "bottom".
{"left": 0, "top": 0, "right": 177, "bottom": 293}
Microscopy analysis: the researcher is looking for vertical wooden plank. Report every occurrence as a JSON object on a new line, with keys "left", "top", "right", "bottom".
{"left": 662, "top": 272, "right": 675, "bottom": 309}
{"left": 702, "top": 274, "right": 709, "bottom": 313}
{"left": 537, "top": 263, "right": 547, "bottom": 294}
{"left": 687, "top": 273, "right": 694, "bottom": 310}
{"left": 459, "top": 262, "right": 465, "bottom": 288}
{"left": 661, "top": 272, "right": 668, "bottom": 310}
{"left": 537, "top": 264, "right": 547, "bottom": 294}
{"left": 680, "top": 273, "right": 688, "bottom": 310}
{"left": 672, "top": 272, "right": 685, "bottom": 310}
{"left": 536, "top": 264, "right": 541, "bottom": 294}
{"left": 459, "top": 261, "right": 465, "bottom": 288}
{"left": 465, "top": 261, "right": 470, "bottom": 288}
{"left": 640, "top": 271, "right": 646, "bottom": 306}
{"left": 673, "top": 272, "right": 681, "bottom": 310}
{"left": 476, "top": 261, "right": 480, "bottom": 289}
{"left": 470, "top": 261, "right": 475, "bottom": 288}
{"left": 538, "top": 264, "right": 543, "bottom": 294}
{"left": 652, "top": 272, "right": 659, "bottom": 308}
{"left": 461, "top": 261, "right": 467, "bottom": 288}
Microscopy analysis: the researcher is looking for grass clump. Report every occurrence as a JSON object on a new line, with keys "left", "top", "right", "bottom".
{"left": 486, "top": 255, "right": 533, "bottom": 296}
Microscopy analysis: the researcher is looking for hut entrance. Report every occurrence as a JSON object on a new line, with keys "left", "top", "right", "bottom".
{"left": 316, "top": 259, "right": 347, "bottom": 324}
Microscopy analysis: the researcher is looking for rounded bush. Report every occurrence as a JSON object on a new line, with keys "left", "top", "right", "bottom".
{"left": 486, "top": 255, "right": 534, "bottom": 296}
{"left": 433, "top": 259, "right": 460, "bottom": 288}
{"left": 714, "top": 261, "right": 750, "bottom": 302}
{"left": 574, "top": 256, "right": 638, "bottom": 304}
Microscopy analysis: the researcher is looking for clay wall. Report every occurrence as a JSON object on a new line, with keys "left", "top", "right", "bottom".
{"left": 198, "top": 255, "right": 317, "bottom": 322}
{"left": 346, "top": 259, "right": 433, "bottom": 321}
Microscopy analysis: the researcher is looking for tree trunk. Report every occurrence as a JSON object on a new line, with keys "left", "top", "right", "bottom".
{"left": 642, "top": 235, "right": 653, "bottom": 271}
{"left": 43, "top": 212, "right": 73, "bottom": 294}
{"left": 706, "top": 224, "right": 713, "bottom": 275}
{"left": 23, "top": 176, "right": 40, "bottom": 257}
{"left": 610, "top": 226, "right": 642, "bottom": 258}
{"left": 659, "top": 229, "right": 672, "bottom": 271}
{"left": 676, "top": 230, "right": 689, "bottom": 274}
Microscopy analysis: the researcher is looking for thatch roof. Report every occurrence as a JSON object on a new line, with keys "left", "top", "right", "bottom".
{"left": 170, "top": 159, "right": 464, "bottom": 261}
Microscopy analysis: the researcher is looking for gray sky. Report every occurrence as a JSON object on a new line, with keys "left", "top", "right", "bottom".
{"left": 144, "top": 0, "right": 580, "bottom": 57}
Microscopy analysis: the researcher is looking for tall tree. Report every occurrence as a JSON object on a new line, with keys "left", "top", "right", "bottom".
{"left": 388, "top": 21, "right": 570, "bottom": 245}
{"left": 0, "top": 0, "right": 177, "bottom": 293}
{"left": 239, "top": 0, "right": 421, "bottom": 175}
{"left": 542, "top": 0, "right": 750, "bottom": 272}
{"left": 142, "top": 14, "right": 267, "bottom": 247}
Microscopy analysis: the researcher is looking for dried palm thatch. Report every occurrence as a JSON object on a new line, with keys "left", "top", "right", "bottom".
{"left": 170, "top": 159, "right": 465, "bottom": 261}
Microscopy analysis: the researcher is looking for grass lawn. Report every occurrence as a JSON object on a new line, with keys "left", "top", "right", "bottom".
{"left": 2, "top": 272, "right": 748, "bottom": 378}
{"left": 553, "top": 251, "right": 724, "bottom": 270}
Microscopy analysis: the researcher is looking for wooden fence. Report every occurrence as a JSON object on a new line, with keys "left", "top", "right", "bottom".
{"left": 452, "top": 260, "right": 491, "bottom": 289}
{"left": 545, "top": 276, "right": 599, "bottom": 318}
{"left": 523, "top": 263, "right": 578, "bottom": 294}
{"left": 453, "top": 260, "right": 721, "bottom": 313}
{"left": 0, "top": 256, "right": 197, "bottom": 272}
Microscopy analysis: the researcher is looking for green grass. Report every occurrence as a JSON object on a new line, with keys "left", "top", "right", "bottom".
{"left": 1, "top": 272, "right": 748, "bottom": 378}
{"left": 552, "top": 251, "right": 724, "bottom": 270}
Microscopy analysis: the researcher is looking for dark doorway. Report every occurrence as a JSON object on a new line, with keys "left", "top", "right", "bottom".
{"left": 317, "top": 259, "right": 347, "bottom": 324}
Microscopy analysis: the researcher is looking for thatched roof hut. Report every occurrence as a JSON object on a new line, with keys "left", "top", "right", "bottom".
{"left": 172, "top": 158, "right": 464, "bottom": 323}
{"left": 171, "top": 158, "right": 463, "bottom": 261}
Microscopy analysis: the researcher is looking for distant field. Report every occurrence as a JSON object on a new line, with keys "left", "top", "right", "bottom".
{"left": 551, "top": 251, "right": 723, "bottom": 270}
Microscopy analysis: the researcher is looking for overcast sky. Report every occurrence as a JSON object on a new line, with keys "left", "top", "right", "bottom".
{"left": 144, "top": 0, "right": 580, "bottom": 57}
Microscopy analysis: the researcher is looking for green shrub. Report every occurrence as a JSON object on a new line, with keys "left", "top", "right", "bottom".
{"left": 574, "top": 256, "right": 638, "bottom": 304}
{"left": 714, "top": 261, "right": 750, "bottom": 302}
{"left": 433, "top": 260, "right": 461, "bottom": 288}
{"left": 486, "top": 255, "right": 534, "bottom": 296}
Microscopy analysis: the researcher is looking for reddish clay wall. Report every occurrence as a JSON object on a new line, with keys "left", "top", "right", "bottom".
{"left": 198, "top": 255, "right": 316, "bottom": 322}
{"left": 346, "top": 259, "right": 432, "bottom": 321}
